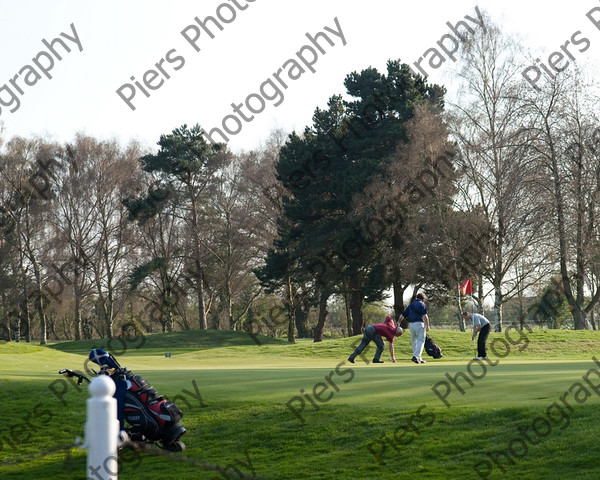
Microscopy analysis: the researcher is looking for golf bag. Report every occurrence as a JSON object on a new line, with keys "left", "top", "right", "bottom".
{"left": 60, "top": 349, "right": 186, "bottom": 451}
{"left": 117, "top": 368, "right": 185, "bottom": 449}
{"left": 424, "top": 335, "right": 443, "bottom": 359}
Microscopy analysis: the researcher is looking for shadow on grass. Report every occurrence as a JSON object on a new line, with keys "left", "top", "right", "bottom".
{"left": 47, "top": 329, "right": 289, "bottom": 356}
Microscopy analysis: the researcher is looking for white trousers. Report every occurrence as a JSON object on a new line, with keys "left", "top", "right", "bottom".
{"left": 410, "top": 321, "right": 426, "bottom": 359}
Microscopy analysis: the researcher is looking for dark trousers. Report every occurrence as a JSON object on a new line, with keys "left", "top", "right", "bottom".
{"left": 349, "top": 325, "right": 385, "bottom": 361}
{"left": 478, "top": 323, "right": 491, "bottom": 358}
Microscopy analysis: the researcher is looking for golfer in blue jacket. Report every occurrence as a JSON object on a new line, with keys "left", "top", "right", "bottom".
{"left": 397, "top": 293, "right": 430, "bottom": 364}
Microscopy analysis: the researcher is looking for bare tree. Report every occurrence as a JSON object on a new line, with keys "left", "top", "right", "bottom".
{"left": 0, "top": 137, "right": 61, "bottom": 343}
{"left": 244, "top": 130, "right": 312, "bottom": 341}
{"left": 128, "top": 190, "right": 189, "bottom": 333}
{"left": 449, "top": 15, "right": 551, "bottom": 331}
{"left": 523, "top": 71, "right": 600, "bottom": 329}
{"left": 49, "top": 140, "right": 97, "bottom": 339}
{"left": 205, "top": 157, "right": 266, "bottom": 330}
{"left": 89, "top": 139, "right": 144, "bottom": 337}
{"left": 48, "top": 135, "right": 146, "bottom": 338}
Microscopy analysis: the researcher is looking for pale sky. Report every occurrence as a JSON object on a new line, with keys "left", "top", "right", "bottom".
{"left": 0, "top": 0, "right": 598, "bottom": 152}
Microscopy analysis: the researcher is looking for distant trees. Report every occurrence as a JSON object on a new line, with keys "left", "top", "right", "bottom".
{"left": 50, "top": 135, "right": 142, "bottom": 338}
{"left": 447, "top": 11, "right": 600, "bottom": 331}
{"left": 50, "top": 138, "right": 97, "bottom": 340}
{"left": 207, "top": 157, "right": 267, "bottom": 331}
{"left": 0, "top": 124, "right": 295, "bottom": 342}
{"left": 0, "top": 135, "right": 148, "bottom": 342}
{"left": 450, "top": 16, "right": 556, "bottom": 331}
{"left": 5, "top": 19, "right": 600, "bottom": 342}
{"left": 257, "top": 61, "right": 474, "bottom": 341}
{"left": 529, "top": 278, "right": 571, "bottom": 329}
{"left": 523, "top": 72, "right": 600, "bottom": 330}
{"left": 0, "top": 138, "right": 62, "bottom": 344}
{"left": 241, "top": 131, "right": 306, "bottom": 341}
{"left": 356, "top": 104, "right": 475, "bottom": 321}
{"left": 124, "top": 124, "right": 273, "bottom": 334}
{"left": 130, "top": 125, "right": 229, "bottom": 330}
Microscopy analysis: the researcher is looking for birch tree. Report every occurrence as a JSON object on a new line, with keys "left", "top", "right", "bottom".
{"left": 450, "top": 16, "right": 550, "bottom": 331}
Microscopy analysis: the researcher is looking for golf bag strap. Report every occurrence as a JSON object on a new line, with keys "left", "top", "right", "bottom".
{"left": 114, "top": 377, "right": 128, "bottom": 430}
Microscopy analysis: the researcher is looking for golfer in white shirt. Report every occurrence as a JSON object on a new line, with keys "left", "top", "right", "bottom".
{"left": 462, "top": 312, "right": 490, "bottom": 359}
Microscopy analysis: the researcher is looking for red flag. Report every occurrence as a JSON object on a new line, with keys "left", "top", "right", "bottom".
{"left": 460, "top": 279, "right": 472, "bottom": 295}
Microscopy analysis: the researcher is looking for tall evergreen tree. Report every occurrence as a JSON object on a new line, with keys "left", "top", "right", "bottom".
{"left": 260, "top": 61, "right": 445, "bottom": 338}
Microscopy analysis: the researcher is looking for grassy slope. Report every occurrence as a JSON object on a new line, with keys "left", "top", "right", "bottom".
{"left": 1, "top": 329, "right": 600, "bottom": 480}
{"left": 45, "top": 327, "right": 600, "bottom": 360}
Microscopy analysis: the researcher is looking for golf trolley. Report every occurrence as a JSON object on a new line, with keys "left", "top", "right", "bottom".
{"left": 59, "top": 349, "right": 186, "bottom": 452}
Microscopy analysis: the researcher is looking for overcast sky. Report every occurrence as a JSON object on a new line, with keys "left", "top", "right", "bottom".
{"left": 0, "top": 0, "right": 598, "bottom": 152}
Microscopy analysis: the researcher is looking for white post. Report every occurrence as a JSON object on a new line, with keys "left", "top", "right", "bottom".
{"left": 86, "top": 375, "right": 119, "bottom": 480}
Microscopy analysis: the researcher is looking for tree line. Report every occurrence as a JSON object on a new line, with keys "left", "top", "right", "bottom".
{"left": 2, "top": 14, "right": 600, "bottom": 344}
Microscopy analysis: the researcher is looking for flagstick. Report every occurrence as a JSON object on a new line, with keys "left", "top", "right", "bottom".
{"left": 458, "top": 284, "right": 464, "bottom": 330}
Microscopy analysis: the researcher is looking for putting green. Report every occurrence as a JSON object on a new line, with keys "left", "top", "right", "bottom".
{"left": 1, "top": 331, "right": 600, "bottom": 479}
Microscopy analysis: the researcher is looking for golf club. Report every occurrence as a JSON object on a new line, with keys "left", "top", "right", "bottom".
{"left": 460, "top": 338, "right": 476, "bottom": 360}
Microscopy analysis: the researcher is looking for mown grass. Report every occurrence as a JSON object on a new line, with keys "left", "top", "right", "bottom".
{"left": 46, "top": 326, "right": 600, "bottom": 361}
{"left": 1, "top": 329, "right": 600, "bottom": 479}
{"left": 46, "top": 329, "right": 288, "bottom": 357}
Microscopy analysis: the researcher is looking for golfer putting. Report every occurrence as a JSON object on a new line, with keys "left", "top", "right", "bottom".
{"left": 462, "top": 311, "right": 491, "bottom": 359}
{"left": 348, "top": 315, "right": 403, "bottom": 364}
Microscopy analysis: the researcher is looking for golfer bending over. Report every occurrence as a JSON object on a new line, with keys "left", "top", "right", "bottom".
{"left": 348, "top": 315, "right": 403, "bottom": 364}
{"left": 397, "top": 293, "right": 430, "bottom": 364}
{"left": 462, "top": 311, "right": 491, "bottom": 359}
